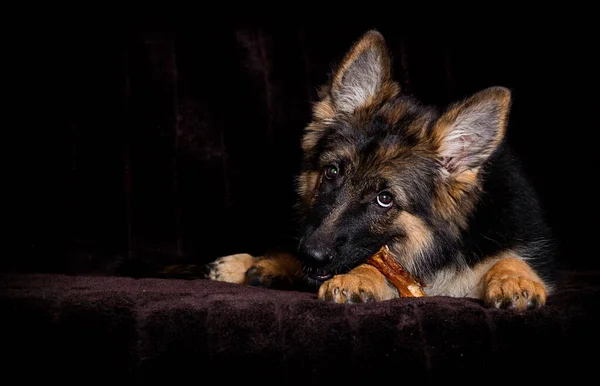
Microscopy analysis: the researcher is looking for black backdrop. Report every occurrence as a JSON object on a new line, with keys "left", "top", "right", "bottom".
{"left": 13, "top": 16, "right": 600, "bottom": 275}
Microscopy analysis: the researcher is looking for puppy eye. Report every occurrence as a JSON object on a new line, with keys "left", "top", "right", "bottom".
{"left": 323, "top": 165, "right": 339, "bottom": 180}
{"left": 376, "top": 191, "right": 394, "bottom": 208}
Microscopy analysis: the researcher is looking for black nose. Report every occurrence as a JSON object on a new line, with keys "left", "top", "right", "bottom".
{"left": 299, "top": 239, "right": 334, "bottom": 266}
{"left": 299, "top": 231, "right": 349, "bottom": 266}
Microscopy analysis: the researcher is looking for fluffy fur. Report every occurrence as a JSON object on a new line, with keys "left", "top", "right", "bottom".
{"left": 206, "top": 30, "right": 556, "bottom": 310}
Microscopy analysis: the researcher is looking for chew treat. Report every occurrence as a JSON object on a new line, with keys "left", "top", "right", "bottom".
{"left": 366, "top": 245, "right": 426, "bottom": 297}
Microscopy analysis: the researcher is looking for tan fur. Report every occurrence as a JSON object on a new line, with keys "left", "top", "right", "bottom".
{"left": 252, "top": 253, "right": 303, "bottom": 282}
{"left": 423, "top": 250, "right": 548, "bottom": 310}
{"left": 484, "top": 256, "right": 548, "bottom": 310}
{"left": 297, "top": 170, "right": 319, "bottom": 206}
{"left": 432, "top": 169, "right": 482, "bottom": 230}
{"left": 207, "top": 253, "right": 257, "bottom": 284}
{"left": 389, "top": 212, "right": 433, "bottom": 278}
{"left": 300, "top": 127, "right": 322, "bottom": 154}
{"left": 318, "top": 264, "right": 397, "bottom": 303}
{"left": 380, "top": 99, "right": 409, "bottom": 125}
{"left": 454, "top": 167, "right": 479, "bottom": 187}
{"left": 207, "top": 252, "right": 301, "bottom": 286}
{"left": 312, "top": 98, "right": 336, "bottom": 121}
{"left": 406, "top": 109, "right": 434, "bottom": 140}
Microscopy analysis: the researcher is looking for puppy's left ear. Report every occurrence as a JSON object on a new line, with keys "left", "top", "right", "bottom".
{"left": 328, "top": 30, "right": 393, "bottom": 114}
{"left": 432, "top": 86, "right": 512, "bottom": 176}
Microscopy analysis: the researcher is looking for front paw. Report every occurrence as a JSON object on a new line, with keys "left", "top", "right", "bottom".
{"left": 484, "top": 276, "right": 547, "bottom": 310}
{"left": 206, "top": 253, "right": 256, "bottom": 284}
{"left": 318, "top": 274, "right": 379, "bottom": 304}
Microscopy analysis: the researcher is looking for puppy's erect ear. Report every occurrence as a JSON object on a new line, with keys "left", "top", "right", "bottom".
{"left": 328, "top": 30, "right": 393, "bottom": 114}
{"left": 432, "top": 86, "right": 512, "bottom": 176}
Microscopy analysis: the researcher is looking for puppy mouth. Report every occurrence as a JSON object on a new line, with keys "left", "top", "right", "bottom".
{"left": 308, "top": 272, "right": 333, "bottom": 281}
{"left": 303, "top": 267, "right": 333, "bottom": 283}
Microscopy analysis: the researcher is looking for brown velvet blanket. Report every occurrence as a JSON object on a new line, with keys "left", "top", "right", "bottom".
{"left": 1, "top": 272, "right": 598, "bottom": 384}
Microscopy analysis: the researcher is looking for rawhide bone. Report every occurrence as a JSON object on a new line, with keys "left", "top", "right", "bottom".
{"left": 366, "top": 245, "right": 426, "bottom": 297}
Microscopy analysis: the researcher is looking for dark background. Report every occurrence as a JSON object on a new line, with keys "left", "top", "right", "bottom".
{"left": 12, "top": 16, "right": 600, "bottom": 276}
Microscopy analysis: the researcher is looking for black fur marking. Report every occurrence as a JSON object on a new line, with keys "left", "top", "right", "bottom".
{"left": 460, "top": 143, "right": 557, "bottom": 280}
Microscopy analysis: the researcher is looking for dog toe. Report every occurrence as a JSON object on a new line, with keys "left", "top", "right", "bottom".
{"left": 485, "top": 276, "right": 546, "bottom": 310}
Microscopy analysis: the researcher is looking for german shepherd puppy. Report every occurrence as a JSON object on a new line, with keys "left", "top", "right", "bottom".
{"left": 206, "top": 30, "right": 556, "bottom": 310}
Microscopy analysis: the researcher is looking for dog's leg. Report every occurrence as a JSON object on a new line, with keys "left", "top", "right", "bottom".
{"left": 483, "top": 257, "right": 548, "bottom": 310}
{"left": 206, "top": 252, "right": 302, "bottom": 289}
{"left": 318, "top": 264, "right": 398, "bottom": 303}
